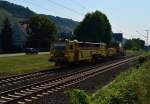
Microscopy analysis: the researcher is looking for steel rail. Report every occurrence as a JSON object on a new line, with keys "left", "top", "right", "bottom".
{"left": 0, "top": 56, "right": 139, "bottom": 104}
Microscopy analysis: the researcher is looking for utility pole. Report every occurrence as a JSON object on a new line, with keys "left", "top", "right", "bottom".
{"left": 136, "top": 30, "right": 149, "bottom": 50}
{"left": 145, "top": 30, "right": 149, "bottom": 46}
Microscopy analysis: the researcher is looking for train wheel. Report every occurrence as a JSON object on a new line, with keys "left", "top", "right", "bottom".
{"left": 55, "top": 63, "right": 61, "bottom": 66}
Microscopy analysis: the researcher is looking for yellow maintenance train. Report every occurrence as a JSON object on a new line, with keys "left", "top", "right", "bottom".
{"left": 49, "top": 39, "right": 125, "bottom": 66}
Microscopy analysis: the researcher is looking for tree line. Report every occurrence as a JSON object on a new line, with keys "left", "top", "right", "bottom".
{"left": 0, "top": 11, "right": 146, "bottom": 53}
{"left": 0, "top": 18, "right": 13, "bottom": 53}
{"left": 0, "top": 16, "right": 57, "bottom": 53}
{"left": 124, "top": 38, "right": 145, "bottom": 50}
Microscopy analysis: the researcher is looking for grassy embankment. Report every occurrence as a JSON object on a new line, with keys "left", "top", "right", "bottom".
{"left": 0, "top": 54, "right": 54, "bottom": 76}
{"left": 67, "top": 53, "right": 150, "bottom": 104}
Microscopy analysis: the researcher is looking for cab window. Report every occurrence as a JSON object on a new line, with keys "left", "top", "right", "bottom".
{"left": 69, "top": 45, "right": 73, "bottom": 50}
{"left": 53, "top": 43, "right": 66, "bottom": 51}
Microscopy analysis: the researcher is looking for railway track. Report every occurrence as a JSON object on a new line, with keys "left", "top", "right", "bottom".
{"left": 0, "top": 56, "right": 130, "bottom": 93}
{"left": 0, "top": 66, "right": 61, "bottom": 85}
{"left": 0, "top": 56, "right": 139, "bottom": 104}
{"left": 0, "top": 68, "right": 62, "bottom": 93}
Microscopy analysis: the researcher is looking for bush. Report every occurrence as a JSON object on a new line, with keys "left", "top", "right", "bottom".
{"left": 67, "top": 55, "right": 150, "bottom": 104}
{"left": 66, "top": 89, "right": 92, "bottom": 104}
{"left": 138, "top": 53, "right": 150, "bottom": 64}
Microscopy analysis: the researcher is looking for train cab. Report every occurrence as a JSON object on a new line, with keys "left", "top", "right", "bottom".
{"left": 49, "top": 40, "right": 76, "bottom": 65}
{"left": 49, "top": 39, "right": 107, "bottom": 65}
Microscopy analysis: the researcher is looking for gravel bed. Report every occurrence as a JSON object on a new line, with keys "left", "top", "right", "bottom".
{"left": 0, "top": 58, "right": 125, "bottom": 93}
{"left": 0, "top": 73, "right": 12, "bottom": 79}
{"left": 30, "top": 59, "right": 138, "bottom": 104}
{"left": 0, "top": 73, "right": 55, "bottom": 92}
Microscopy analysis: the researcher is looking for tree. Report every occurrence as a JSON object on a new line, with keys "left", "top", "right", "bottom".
{"left": 1, "top": 18, "right": 13, "bottom": 53}
{"left": 26, "top": 15, "right": 58, "bottom": 51}
{"left": 124, "top": 38, "right": 145, "bottom": 50}
{"left": 74, "top": 11, "right": 112, "bottom": 44}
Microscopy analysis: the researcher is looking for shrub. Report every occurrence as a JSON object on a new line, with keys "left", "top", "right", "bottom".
{"left": 67, "top": 56, "right": 150, "bottom": 104}
{"left": 66, "top": 89, "right": 92, "bottom": 104}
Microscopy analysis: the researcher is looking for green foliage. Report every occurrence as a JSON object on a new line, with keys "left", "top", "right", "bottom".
{"left": 0, "top": 54, "right": 54, "bottom": 76}
{"left": 138, "top": 53, "right": 150, "bottom": 65}
{"left": 0, "top": 8, "right": 12, "bottom": 26}
{"left": 48, "top": 16, "right": 79, "bottom": 33}
{"left": 66, "top": 89, "right": 93, "bottom": 104}
{"left": 0, "top": 1, "right": 78, "bottom": 52}
{"left": 67, "top": 55, "right": 150, "bottom": 104}
{"left": 74, "top": 11, "right": 112, "bottom": 44}
{"left": 124, "top": 38, "right": 145, "bottom": 50}
{"left": 93, "top": 72, "right": 142, "bottom": 104}
{"left": 0, "top": 0, "right": 79, "bottom": 33}
{"left": 0, "top": 0, "right": 34, "bottom": 18}
{"left": 1, "top": 18, "right": 13, "bottom": 53}
{"left": 26, "top": 15, "right": 58, "bottom": 51}
{"left": 0, "top": 8, "right": 30, "bottom": 52}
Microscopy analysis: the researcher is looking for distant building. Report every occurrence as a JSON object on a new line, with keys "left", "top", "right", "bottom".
{"left": 59, "top": 32, "right": 73, "bottom": 39}
{"left": 19, "top": 20, "right": 29, "bottom": 34}
{"left": 0, "top": 33, "right": 2, "bottom": 53}
{"left": 113, "top": 33, "right": 123, "bottom": 43}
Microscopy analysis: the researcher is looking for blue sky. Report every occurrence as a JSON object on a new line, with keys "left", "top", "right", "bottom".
{"left": 5, "top": 0, "right": 150, "bottom": 43}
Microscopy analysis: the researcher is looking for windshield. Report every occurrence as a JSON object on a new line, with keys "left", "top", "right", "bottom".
{"left": 53, "top": 43, "right": 66, "bottom": 51}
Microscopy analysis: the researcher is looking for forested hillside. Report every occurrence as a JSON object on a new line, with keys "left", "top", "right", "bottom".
{"left": 0, "top": 1, "right": 34, "bottom": 18}
{"left": 0, "top": 0, "right": 79, "bottom": 32}
{"left": 0, "top": 0, "right": 78, "bottom": 50}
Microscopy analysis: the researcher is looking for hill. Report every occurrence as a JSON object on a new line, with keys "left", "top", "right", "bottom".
{"left": 0, "top": 0, "right": 34, "bottom": 18}
{"left": 0, "top": 0, "right": 79, "bottom": 32}
{"left": 0, "top": 0, "right": 79, "bottom": 51}
{"left": 48, "top": 15, "right": 79, "bottom": 32}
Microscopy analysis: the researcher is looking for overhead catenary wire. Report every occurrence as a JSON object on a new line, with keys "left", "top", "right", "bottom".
{"left": 22, "top": 0, "right": 81, "bottom": 21}
{"left": 22, "top": 0, "right": 58, "bottom": 15}
{"left": 136, "top": 31, "right": 147, "bottom": 38}
{"left": 47, "top": 0, "right": 84, "bottom": 16}
{"left": 69, "top": 0, "right": 87, "bottom": 10}
{"left": 145, "top": 30, "right": 149, "bottom": 46}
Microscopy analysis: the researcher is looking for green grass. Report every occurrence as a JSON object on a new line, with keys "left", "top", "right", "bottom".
{"left": 92, "top": 61, "right": 150, "bottom": 104}
{"left": 0, "top": 54, "right": 54, "bottom": 76}
{"left": 67, "top": 57, "right": 150, "bottom": 104}
{"left": 126, "top": 50, "right": 146, "bottom": 56}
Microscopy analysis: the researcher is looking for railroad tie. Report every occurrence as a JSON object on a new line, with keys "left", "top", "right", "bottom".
{"left": 36, "top": 94, "right": 43, "bottom": 97}
{"left": 7, "top": 83, "right": 12, "bottom": 86}
{"left": 31, "top": 96, "right": 38, "bottom": 99}
{"left": 26, "top": 79, "right": 30, "bottom": 81}
{"left": 1, "top": 96, "right": 13, "bottom": 100}
{"left": 1, "top": 84, "right": 6, "bottom": 87}
{"left": 63, "top": 83, "right": 72, "bottom": 87}
{"left": 0, "top": 99, "right": 7, "bottom": 103}
{"left": 16, "top": 81, "right": 22, "bottom": 83}
{"left": 14, "top": 77, "right": 19, "bottom": 79}
{"left": 17, "top": 101, "right": 26, "bottom": 104}
{"left": 42, "top": 92, "right": 48, "bottom": 95}
{"left": 12, "top": 81, "right": 17, "bottom": 84}
{"left": 31, "top": 87, "right": 41, "bottom": 90}
{"left": 0, "top": 80, "right": 6, "bottom": 82}
{"left": 20, "top": 90, "right": 32, "bottom": 94}
{"left": 9, "top": 77, "right": 15, "bottom": 80}
{"left": 55, "top": 87, "right": 62, "bottom": 90}
{"left": 8, "top": 94, "right": 20, "bottom": 98}
{"left": 35, "top": 86, "right": 46, "bottom": 89}
{"left": 57, "top": 85, "right": 65, "bottom": 89}
{"left": 51, "top": 88, "right": 58, "bottom": 92}
{"left": 47, "top": 90, "right": 53, "bottom": 93}
{"left": 40, "top": 84, "right": 45, "bottom": 87}
{"left": 24, "top": 98, "right": 32, "bottom": 102}
{"left": 6, "top": 79, "right": 11, "bottom": 81}
{"left": 46, "top": 84, "right": 56, "bottom": 87}
{"left": 15, "top": 92, "right": 26, "bottom": 96}
{"left": 26, "top": 89, "right": 36, "bottom": 92}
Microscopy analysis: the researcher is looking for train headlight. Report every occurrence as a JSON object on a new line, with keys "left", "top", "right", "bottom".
{"left": 64, "top": 55, "right": 68, "bottom": 58}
